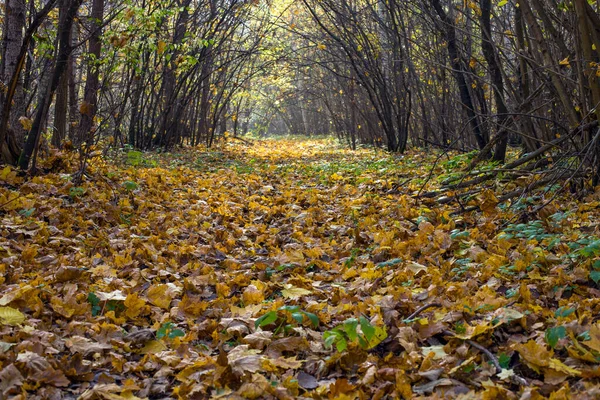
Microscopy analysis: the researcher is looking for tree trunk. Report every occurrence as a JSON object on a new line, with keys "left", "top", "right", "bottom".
{"left": 480, "top": 0, "right": 509, "bottom": 162}
{"left": 0, "top": 0, "right": 27, "bottom": 164}
{"left": 429, "top": 0, "right": 488, "bottom": 150}
{"left": 19, "top": 0, "right": 82, "bottom": 171}
{"left": 76, "top": 0, "right": 104, "bottom": 145}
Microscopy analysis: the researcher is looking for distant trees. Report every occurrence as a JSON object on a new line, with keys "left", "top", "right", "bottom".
{"left": 0, "top": 0, "right": 267, "bottom": 169}
{"left": 264, "top": 0, "right": 599, "bottom": 185}
{"left": 2, "top": 0, "right": 600, "bottom": 183}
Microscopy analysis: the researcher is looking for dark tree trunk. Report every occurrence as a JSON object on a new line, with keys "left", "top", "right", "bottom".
{"left": 429, "top": 0, "right": 488, "bottom": 150}
{"left": 76, "top": 0, "right": 105, "bottom": 145}
{"left": 480, "top": 0, "right": 509, "bottom": 162}
{"left": 0, "top": 0, "right": 28, "bottom": 164}
{"left": 19, "top": 0, "right": 82, "bottom": 171}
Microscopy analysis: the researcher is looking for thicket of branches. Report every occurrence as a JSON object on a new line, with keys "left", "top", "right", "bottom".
{"left": 1, "top": 0, "right": 600, "bottom": 198}
{"left": 259, "top": 0, "right": 600, "bottom": 203}
{"left": 0, "top": 0, "right": 273, "bottom": 171}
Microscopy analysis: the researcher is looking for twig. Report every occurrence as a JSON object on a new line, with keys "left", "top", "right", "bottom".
{"left": 404, "top": 305, "right": 529, "bottom": 385}
{"left": 442, "top": 330, "right": 502, "bottom": 374}
{"left": 417, "top": 138, "right": 461, "bottom": 197}
{"left": 0, "top": 193, "right": 22, "bottom": 209}
{"left": 406, "top": 302, "right": 442, "bottom": 320}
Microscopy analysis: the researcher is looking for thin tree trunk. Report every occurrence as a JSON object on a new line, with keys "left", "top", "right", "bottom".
{"left": 76, "top": 0, "right": 104, "bottom": 145}
{"left": 480, "top": 0, "right": 509, "bottom": 162}
{"left": 19, "top": 0, "right": 82, "bottom": 171}
{"left": 429, "top": 0, "right": 488, "bottom": 150}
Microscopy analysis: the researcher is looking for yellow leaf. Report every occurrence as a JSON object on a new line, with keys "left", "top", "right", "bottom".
{"left": 262, "top": 356, "right": 304, "bottom": 370}
{"left": 583, "top": 323, "right": 600, "bottom": 353}
{"left": 242, "top": 285, "right": 264, "bottom": 305}
{"left": 0, "top": 285, "right": 34, "bottom": 306}
{"left": 513, "top": 340, "right": 552, "bottom": 372}
{"left": 455, "top": 322, "right": 493, "bottom": 339}
{"left": 281, "top": 284, "right": 311, "bottom": 299}
{"left": 0, "top": 166, "right": 11, "bottom": 180}
{"left": 421, "top": 345, "right": 447, "bottom": 360}
{"left": 138, "top": 340, "right": 167, "bottom": 355}
{"left": 406, "top": 261, "right": 427, "bottom": 275}
{"left": 124, "top": 292, "right": 147, "bottom": 319}
{"left": 497, "top": 369, "right": 514, "bottom": 380}
{"left": 0, "top": 166, "right": 17, "bottom": 185}
{"left": 146, "top": 284, "right": 173, "bottom": 309}
{"left": 548, "top": 358, "right": 581, "bottom": 376}
{"left": 0, "top": 306, "right": 25, "bottom": 326}
{"left": 157, "top": 40, "right": 167, "bottom": 55}
{"left": 559, "top": 57, "right": 570, "bottom": 66}
{"left": 97, "top": 290, "right": 127, "bottom": 301}
{"left": 479, "top": 189, "right": 499, "bottom": 215}
{"left": 593, "top": 43, "right": 597, "bottom": 50}
{"left": 18, "top": 116, "right": 33, "bottom": 131}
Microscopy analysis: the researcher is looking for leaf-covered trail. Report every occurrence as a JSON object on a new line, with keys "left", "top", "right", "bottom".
{"left": 2, "top": 139, "right": 600, "bottom": 398}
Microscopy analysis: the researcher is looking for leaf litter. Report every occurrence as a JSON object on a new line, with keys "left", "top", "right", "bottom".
{"left": 1, "top": 139, "right": 600, "bottom": 398}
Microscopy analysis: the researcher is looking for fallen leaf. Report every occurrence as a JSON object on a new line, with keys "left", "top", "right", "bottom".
{"left": 281, "top": 284, "right": 311, "bottom": 299}
{"left": 0, "top": 306, "right": 25, "bottom": 326}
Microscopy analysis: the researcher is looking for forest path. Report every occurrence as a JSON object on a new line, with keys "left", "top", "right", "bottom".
{"left": 0, "top": 139, "right": 599, "bottom": 397}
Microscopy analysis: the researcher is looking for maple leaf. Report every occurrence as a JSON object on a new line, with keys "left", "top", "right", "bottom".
{"left": 281, "top": 284, "right": 311, "bottom": 299}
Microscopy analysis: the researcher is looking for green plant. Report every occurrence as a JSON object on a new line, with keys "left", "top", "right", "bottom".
{"left": 18, "top": 208, "right": 35, "bottom": 218}
{"left": 591, "top": 260, "right": 600, "bottom": 284}
{"left": 545, "top": 326, "right": 567, "bottom": 349}
{"left": 451, "top": 258, "right": 473, "bottom": 278}
{"left": 255, "top": 305, "right": 319, "bottom": 335}
{"left": 157, "top": 322, "right": 185, "bottom": 339}
{"left": 86, "top": 292, "right": 124, "bottom": 316}
{"left": 69, "top": 187, "right": 85, "bottom": 199}
{"left": 88, "top": 292, "right": 101, "bottom": 316}
{"left": 344, "top": 248, "right": 360, "bottom": 268}
{"left": 498, "top": 220, "right": 552, "bottom": 241}
{"left": 498, "top": 353, "right": 511, "bottom": 369}
{"left": 123, "top": 180, "right": 139, "bottom": 191}
{"left": 126, "top": 150, "right": 143, "bottom": 166}
{"left": 323, "top": 316, "right": 387, "bottom": 352}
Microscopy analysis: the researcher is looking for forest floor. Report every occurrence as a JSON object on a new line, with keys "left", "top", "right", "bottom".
{"left": 2, "top": 138, "right": 600, "bottom": 398}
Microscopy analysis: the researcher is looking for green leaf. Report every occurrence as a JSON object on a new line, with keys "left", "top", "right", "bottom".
{"left": 376, "top": 258, "right": 403, "bottom": 268}
{"left": 335, "top": 337, "right": 348, "bottom": 352}
{"left": 87, "top": 292, "right": 101, "bottom": 316}
{"left": 498, "top": 353, "right": 511, "bottom": 369}
{"left": 291, "top": 312, "right": 304, "bottom": 324}
{"left": 342, "top": 318, "right": 358, "bottom": 341}
{"left": 323, "top": 331, "right": 339, "bottom": 348}
{"left": 359, "top": 316, "right": 375, "bottom": 341}
{"left": 591, "top": 270, "right": 600, "bottom": 284}
{"left": 545, "top": 326, "right": 567, "bottom": 349}
{"left": 303, "top": 311, "right": 319, "bottom": 327}
{"left": 168, "top": 329, "right": 185, "bottom": 339}
{"left": 278, "top": 305, "right": 300, "bottom": 312}
{"left": 555, "top": 306, "right": 575, "bottom": 318}
{"left": 255, "top": 311, "right": 278, "bottom": 328}
{"left": 157, "top": 322, "right": 173, "bottom": 339}
{"left": 357, "top": 336, "right": 368, "bottom": 349}
{"left": 18, "top": 208, "right": 35, "bottom": 218}
{"left": 123, "top": 180, "right": 139, "bottom": 191}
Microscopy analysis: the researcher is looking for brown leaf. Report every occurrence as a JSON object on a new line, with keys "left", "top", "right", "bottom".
{"left": 65, "top": 336, "right": 112, "bottom": 355}
{"left": 0, "top": 364, "right": 24, "bottom": 397}
{"left": 296, "top": 371, "right": 318, "bottom": 389}
{"left": 227, "top": 345, "right": 264, "bottom": 376}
